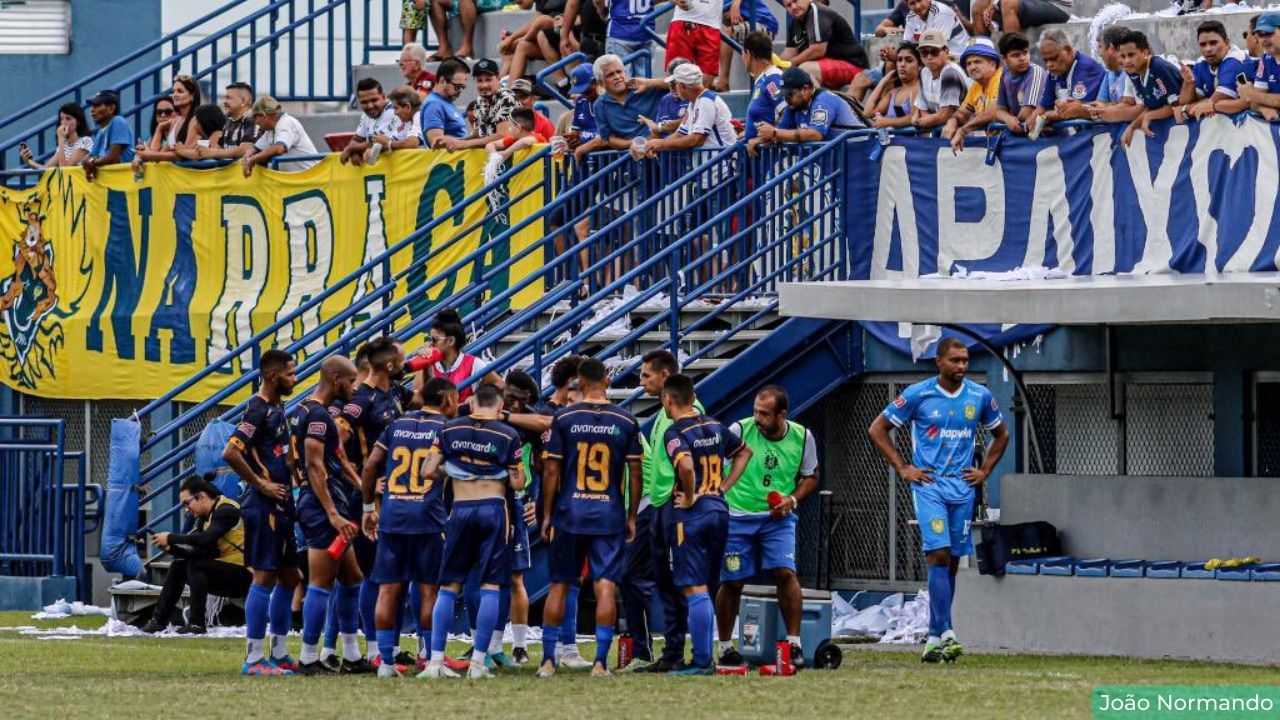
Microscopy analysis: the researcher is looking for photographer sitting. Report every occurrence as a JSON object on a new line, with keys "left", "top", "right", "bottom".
{"left": 141, "top": 478, "right": 252, "bottom": 634}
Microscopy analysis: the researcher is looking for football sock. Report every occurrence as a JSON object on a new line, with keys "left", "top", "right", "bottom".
{"left": 513, "top": 623, "right": 528, "bottom": 649}
{"left": 301, "top": 585, "right": 331, "bottom": 649}
{"left": 337, "top": 582, "right": 361, "bottom": 634}
{"left": 268, "top": 583, "right": 292, "bottom": 650}
{"left": 687, "top": 591, "right": 713, "bottom": 668}
{"left": 430, "top": 589, "right": 457, "bottom": 655}
{"left": 342, "top": 633, "right": 362, "bottom": 661}
{"left": 541, "top": 625, "right": 560, "bottom": 666}
{"left": 418, "top": 632, "right": 430, "bottom": 659}
{"left": 787, "top": 635, "right": 801, "bottom": 647}
{"left": 489, "top": 629, "right": 504, "bottom": 655}
{"left": 719, "top": 640, "right": 734, "bottom": 654}
{"left": 244, "top": 583, "right": 271, "bottom": 663}
{"left": 270, "top": 634, "right": 288, "bottom": 661}
{"left": 474, "top": 589, "right": 500, "bottom": 664}
{"left": 949, "top": 561, "right": 959, "bottom": 604}
{"left": 595, "top": 625, "right": 614, "bottom": 666}
{"left": 407, "top": 583, "right": 423, "bottom": 635}
{"left": 359, "top": 579, "right": 379, "bottom": 655}
{"left": 322, "top": 586, "right": 339, "bottom": 651}
{"left": 377, "top": 628, "right": 399, "bottom": 668}
{"left": 928, "top": 564, "right": 952, "bottom": 636}
{"left": 561, "top": 585, "right": 580, "bottom": 651}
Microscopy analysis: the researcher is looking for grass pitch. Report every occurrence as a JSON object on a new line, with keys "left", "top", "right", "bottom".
{"left": 1, "top": 612, "right": 1273, "bottom": 719}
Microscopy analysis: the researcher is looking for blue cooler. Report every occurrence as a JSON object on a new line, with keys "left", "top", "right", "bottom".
{"left": 737, "top": 585, "right": 834, "bottom": 667}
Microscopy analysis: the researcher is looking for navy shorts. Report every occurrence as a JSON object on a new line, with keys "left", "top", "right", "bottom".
{"left": 371, "top": 531, "right": 444, "bottom": 585}
{"left": 669, "top": 503, "right": 728, "bottom": 588}
{"left": 509, "top": 502, "right": 532, "bottom": 573}
{"left": 549, "top": 528, "right": 624, "bottom": 583}
{"left": 440, "top": 498, "right": 509, "bottom": 586}
{"left": 296, "top": 487, "right": 344, "bottom": 551}
{"left": 241, "top": 503, "right": 299, "bottom": 571}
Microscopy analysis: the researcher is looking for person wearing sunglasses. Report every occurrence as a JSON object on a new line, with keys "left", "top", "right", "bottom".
{"left": 415, "top": 308, "right": 503, "bottom": 404}
{"left": 141, "top": 477, "right": 251, "bottom": 636}
{"left": 421, "top": 57, "right": 470, "bottom": 149}
{"left": 911, "top": 29, "right": 969, "bottom": 131}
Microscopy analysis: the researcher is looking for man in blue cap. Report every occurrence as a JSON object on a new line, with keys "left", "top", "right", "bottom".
{"left": 751, "top": 66, "right": 861, "bottom": 149}
{"left": 943, "top": 37, "right": 1002, "bottom": 150}
{"left": 1239, "top": 12, "right": 1280, "bottom": 121}
{"left": 566, "top": 65, "right": 600, "bottom": 162}
{"left": 82, "top": 89, "right": 135, "bottom": 181}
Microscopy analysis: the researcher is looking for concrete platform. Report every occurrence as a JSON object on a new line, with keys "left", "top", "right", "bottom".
{"left": 0, "top": 576, "right": 79, "bottom": 611}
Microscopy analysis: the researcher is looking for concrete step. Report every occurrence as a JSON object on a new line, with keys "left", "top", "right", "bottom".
{"left": 1028, "top": 9, "right": 1259, "bottom": 61}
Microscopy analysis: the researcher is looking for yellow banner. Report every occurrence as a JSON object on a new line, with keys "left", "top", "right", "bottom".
{"left": 0, "top": 150, "right": 546, "bottom": 401}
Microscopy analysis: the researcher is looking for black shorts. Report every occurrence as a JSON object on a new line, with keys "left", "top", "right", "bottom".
{"left": 1013, "top": 0, "right": 1069, "bottom": 27}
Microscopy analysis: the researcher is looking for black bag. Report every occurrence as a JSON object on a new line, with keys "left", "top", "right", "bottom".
{"left": 976, "top": 521, "right": 1061, "bottom": 576}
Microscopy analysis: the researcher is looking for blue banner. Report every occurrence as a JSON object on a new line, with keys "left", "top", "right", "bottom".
{"left": 846, "top": 115, "right": 1280, "bottom": 355}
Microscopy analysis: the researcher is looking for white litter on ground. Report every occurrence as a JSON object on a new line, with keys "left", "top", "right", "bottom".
{"left": 830, "top": 590, "right": 931, "bottom": 645}
{"left": 32, "top": 599, "right": 111, "bottom": 620}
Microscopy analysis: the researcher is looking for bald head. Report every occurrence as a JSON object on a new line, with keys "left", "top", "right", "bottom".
{"left": 319, "top": 355, "right": 358, "bottom": 403}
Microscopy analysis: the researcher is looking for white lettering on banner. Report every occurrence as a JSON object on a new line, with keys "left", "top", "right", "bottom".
{"left": 871, "top": 146, "right": 919, "bottom": 280}
{"left": 1128, "top": 124, "right": 1189, "bottom": 274}
{"left": 1087, "top": 132, "right": 1117, "bottom": 275}
{"left": 209, "top": 198, "right": 270, "bottom": 367}
{"left": 1025, "top": 144, "right": 1075, "bottom": 272}
{"left": 348, "top": 176, "right": 389, "bottom": 330}
{"left": 936, "top": 148, "right": 1004, "bottom": 276}
{"left": 1188, "top": 116, "right": 1276, "bottom": 273}
{"left": 276, "top": 193, "right": 335, "bottom": 358}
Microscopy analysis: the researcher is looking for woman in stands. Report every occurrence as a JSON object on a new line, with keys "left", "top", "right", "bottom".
{"left": 174, "top": 105, "right": 228, "bottom": 159}
{"left": 420, "top": 308, "right": 503, "bottom": 403}
{"left": 19, "top": 102, "right": 93, "bottom": 169}
{"left": 869, "top": 43, "right": 924, "bottom": 128}
{"left": 133, "top": 75, "right": 203, "bottom": 171}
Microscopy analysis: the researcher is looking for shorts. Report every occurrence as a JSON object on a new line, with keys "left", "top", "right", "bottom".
{"left": 816, "top": 58, "right": 863, "bottom": 90}
{"left": 440, "top": 497, "right": 510, "bottom": 586}
{"left": 399, "top": 0, "right": 427, "bottom": 29}
{"left": 666, "top": 21, "right": 720, "bottom": 77}
{"left": 1013, "top": 0, "right": 1070, "bottom": 28}
{"left": 913, "top": 490, "right": 975, "bottom": 556}
{"left": 448, "top": 0, "right": 504, "bottom": 18}
{"left": 722, "top": 513, "right": 797, "bottom": 582}
{"left": 241, "top": 503, "right": 299, "bottom": 571}
{"left": 669, "top": 503, "right": 728, "bottom": 588}
{"left": 296, "top": 488, "right": 344, "bottom": 551}
{"left": 605, "top": 36, "right": 649, "bottom": 58}
{"left": 371, "top": 531, "right": 444, "bottom": 585}
{"left": 549, "top": 528, "right": 624, "bottom": 583}
{"left": 509, "top": 497, "right": 532, "bottom": 573}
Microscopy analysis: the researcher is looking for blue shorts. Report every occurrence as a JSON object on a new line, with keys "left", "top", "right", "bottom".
{"left": 507, "top": 497, "right": 532, "bottom": 573}
{"left": 669, "top": 503, "right": 728, "bottom": 588}
{"left": 296, "top": 485, "right": 358, "bottom": 551}
{"left": 549, "top": 528, "right": 624, "bottom": 583}
{"left": 241, "top": 503, "right": 299, "bottom": 571}
{"left": 371, "top": 531, "right": 444, "bottom": 585}
{"left": 913, "top": 490, "right": 975, "bottom": 556}
{"left": 440, "top": 497, "right": 510, "bottom": 586}
{"left": 722, "top": 513, "right": 796, "bottom": 581}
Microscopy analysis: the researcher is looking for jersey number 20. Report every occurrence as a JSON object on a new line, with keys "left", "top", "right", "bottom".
{"left": 387, "top": 446, "right": 433, "bottom": 494}
{"left": 575, "top": 442, "right": 610, "bottom": 492}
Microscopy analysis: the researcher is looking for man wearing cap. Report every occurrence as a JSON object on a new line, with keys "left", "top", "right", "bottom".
{"left": 421, "top": 58, "right": 470, "bottom": 148}
{"left": 1115, "top": 29, "right": 1184, "bottom": 148}
{"left": 912, "top": 29, "right": 969, "bottom": 131}
{"left": 243, "top": 96, "right": 320, "bottom": 175}
{"left": 1036, "top": 29, "right": 1106, "bottom": 124}
{"left": 1239, "top": 13, "right": 1280, "bottom": 121}
{"left": 566, "top": 65, "right": 600, "bottom": 159}
{"left": 636, "top": 59, "right": 695, "bottom": 139}
{"left": 82, "top": 90, "right": 136, "bottom": 181}
{"left": 342, "top": 78, "right": 397, "bottom": 166}
{"left": 440, "top": 58, "right": 519, "bottom": 151}
{"left": 643, "top": 63, "right": 737, "bottom": 154}
{"left": 743, "top": 30, "right": 787, "bottom": 143}
{"left": 582, "top": 54, "right": 662, "bottom": 157}
{"left": 903, "top": 0, "right": 969, "bottom": 57}
{"left": 752, "top": 67, "right": 861, "bottom": 149}
{"left": 942, "top": 37, "right": 1002, "bottom": 148}
{"left": 511, "top": 79, "right": 557, "bottom": 139}
{"left": 399, "top": 43, "right": 437, "bottom": 98}
{"left": 781, "top": 0, "right": 869, "bottom": 92}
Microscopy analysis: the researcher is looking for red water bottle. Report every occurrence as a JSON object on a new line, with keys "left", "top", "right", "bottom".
{"left": 767, "top": 491, "right": 786, "bottom": 519}
{"left": 716, "top": 665, "right": 750, "bottom": 675}
{"left": 325, "top": 534, "right": 349, "bottom": 561}
{"left": 405, "top": 348, "right": 443, "bottom": 373}
{"left": 617, "top": 632, "right": 633, "bottom": 670}
{"left": 775, "top": 640, "right": 794, "bottom": 676}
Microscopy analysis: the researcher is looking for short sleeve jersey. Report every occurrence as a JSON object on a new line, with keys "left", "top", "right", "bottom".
{"left": 221, "top": 114, "right": 259, "bottom": 148}
{"left": 916, "top": 63, "right": 969, "bottom": 112}
{"left": 1195, "top": 48, "right": 1249, "bottom": 99}
{"left": 1252, "top": 54, "right": 1280, "bottom": 93}
{"left": 655, "top": 92, "right": 689, "bottom": 129}
{"left": 420, "top": 92, "right": 469, "bottom": 138}
{"left": 290, "top": 399, "right": 347, "bottom": 499}
{"left": 787, "top": 3, "right": 869, "bottom": 69}
{"left": 608, "top": 0, "right": 655, "bottom": 42}
{"left": 962, "top": 68, "right": 1002, "bottom": 115}
{"left": 678, "top": 90, "right": 737, "bottom": 148}
{"left": 337, "top": 383, "right": 405, "bottom": 470}
{"left": 354, "top": 102, "right": 398, "bottom": 140}
{"left": 388, "top": 113, "right": 424, "bottom": 143}
{"left": 571, "top": 96, "right": 599, "bottom": 142}
{"left": 778, "top": 89, "right": 859, "bottom": 138}
{"left": 745, "top": 67, "right": 786, "bottom": 141}
{"left": 544, "top": 401, "right": 643, "bottom": 534}
{"left": 902, "top": 1, "right": 969, "bottom": 57}
{"left": 253, "top": 114, "right": 319, "bottom": 171}
{"left": 1128, "top": 55, "right": 1184, "bottom": 110}
{"left": 229, "top": 394, "right": 293, "bottom": 508}
{"left": 374, "top": 411, "right": 449, "bottom": 534}
{"left": 434, "top": 416, "right": 523, "bottom": 481}
{"left": 662, "top": 414, "right": 745, "bottom": 511}
{"left": 998, "top": 64, "right": 1052, "bottom": 111}
{"left": 1047, "top": 52, "right": 1105, "bottom": 103}
{"left": 1097, "top": 69, "right": 1136, "bottom": 103}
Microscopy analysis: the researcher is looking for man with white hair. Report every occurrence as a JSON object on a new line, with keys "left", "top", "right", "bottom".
{"left": 576, "top": 54, "right": 663, "bottom": 159}
{"left": 399, "top": 43, "right": 436, "bottom": 97}
{"left": 1037, "top": 28, "right": 1105, "bottom": 123}
{"left": 643, "top": 63, "right": 736, "bottom": 154}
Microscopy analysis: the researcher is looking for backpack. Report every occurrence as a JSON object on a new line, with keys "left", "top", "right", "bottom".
{"left": 975, "top": 521, "right": 1062, "bottom": 576}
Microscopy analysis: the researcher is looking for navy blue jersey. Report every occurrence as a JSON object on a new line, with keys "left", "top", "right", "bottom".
{"left": 229, "top": 394, "right": 294, "bottom": 509}
{"left": 663, "top": 414, "right": 745, "bottom": 511}
{"left": 374, "top": 411, "right": 448, "bottom": 534}
{"left": 337, "top": 382, "right": 405, "bottom": 469}
{"left": 544, "top": 402, "right": 643, "bottom": 534}
{"left": 434, "top": 415, "right": 523, "bottom": 482}
{"left": 290, "top": 399, "right": 348, "bottom": 502}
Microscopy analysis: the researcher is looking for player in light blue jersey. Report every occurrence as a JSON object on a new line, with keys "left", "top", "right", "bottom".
{"left": 868, "top": 337, "right": 1008, "bottom": 664}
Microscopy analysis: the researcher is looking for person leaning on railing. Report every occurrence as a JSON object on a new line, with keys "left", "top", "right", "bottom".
{"left": 19, "top": 102, "right": 93, "bottom": 169}
{"left": 749, "top": 66, "right": 860, "bottom": 154}
{"left": 141, "top": 477, "right": 252, "bottom": 635}
{"left": 176, "top": 82, "right": 259, "bottom": 161}
{"left": 1235, "top": 13, "right": 1280, "bottom": 121}
{"left": 81, "top": 89, "right": 136, "bottom": 181}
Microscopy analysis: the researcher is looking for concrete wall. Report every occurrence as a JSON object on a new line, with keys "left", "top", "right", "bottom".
{"left": 0, "top": 0, "right": 162, "bottom": 120}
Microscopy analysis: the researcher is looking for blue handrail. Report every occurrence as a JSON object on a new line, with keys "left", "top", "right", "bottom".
{"left": 535, "top": 49, "right": 655, "bottom": 110}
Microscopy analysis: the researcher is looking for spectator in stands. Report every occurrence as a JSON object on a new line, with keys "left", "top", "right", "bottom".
{"left": 566, "top": 65, "right": 599, "bottom": 159}
{"left": 189, "top": 104, "right": 228, "bottom": 149}
{"left": 19, "top": 102, "right": 93, "bottom": 169}
{"left": 129, "top": 96, "right": 176, "bottom": 173}
{"left": 911, "top": 30, "right": 968, "bottom": 131}
{"left": 1178, "top": 20, "right": 1250, "bottom": 119}
{"left": 1035, "top": 28, "right": 1105, "bottom": 124}
{"left": 399, "top": 43, "right": 436, "bottom": 96}
{"left": 867, "top": 43, "right": 924, "bottom": 129}
{"left": 667, "top": 0, "right": 723, "bottom": 87}
{"left": 422, "top": 58, "right": 471, "bottom": 147}
{"left": 503, "top": 0, "right": 566, "bottom": 85}
{"left": 599, "top": 0, "right": 653, "bottom": 61}
{"left": 243, "top": 96, "right": 320, "bottom": 175}
{"left": 439, "top": 58, "right": 519, "bottom": 151}
{"left": 486, "top": 108, "right": 549, "bottom": 159}
{"left": 743, "top": 31, "right": 787, "bottom": 141}
{"left": 1245, "top": 16, "right": 1262, "bottom": 65}
{"left": 82, "top": 90, "right": 135, "bottom": 181}
{"left": 511, "top": 78, "right": 558, "bottom": 138}
{"left": 971, "top": 0, "right": 1069, "bottom": 37}
{"left": 1116, "top": 30, "right": 1184, "bottom": 147}
{"left": 942, "top": 38, "right": 1000, "bottom": 149}
{"left": 782, "top": 0, "right": 870, "bottom": 95}
{"left": 400, "top": 0, "right": 429, "bottom": 44}
{"left": 341, "top": 78, "right": 396, "bottom": 166}
{"left": 1241, "top": 13, "right": 1280, "bottom": 121}
{"left": 993, "top": 32, "right": 1051, "bottom": 135}
{"left": 579, "top": 54, "right": 662, "bottom": 157}
{"left": 641, "top": 63, "right": 737, "bottom": 155}
{"left": 876, "top": 0, "right": 973, "bottom": 39}
{"left": 637, "top": 59, "right": 694, "bottom": 138}
{"left": 716, "top": 0, "right": 779, "bottom": 93}
{"left": 901, "top": 0, "right": 969, "bottom": 57}
{"left": 750, "top": 66, "right": 860, "bottom": 152}
{"left": 428, "top": 0, "right": 504, "bottom": 61}
{"left": 366, "top": 85, "right": 426, "bottom": 160}
{"left": 141, "top": 477, "right": 251, "bottom": 635}
{"left": 1084, "top": 24, "right": 1141, "bottom": 123}
{"left": 556, "top": 0, "right": 609, "bottom": 84}
{"left": 180, "top": 82, "right": 258, "bottom": 160}
{"left": 133, "top": 75, "right": 203, "bottom": 171}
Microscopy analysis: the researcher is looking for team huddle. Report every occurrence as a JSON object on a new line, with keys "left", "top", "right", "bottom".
{"left": 219, "top": 308, "right": 822, "bottom": 678}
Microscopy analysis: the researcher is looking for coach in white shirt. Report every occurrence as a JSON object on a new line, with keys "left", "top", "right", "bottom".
{"left": 644, "top": 63, "right": 737, "bottom": 153}
{"left": 243, "top": 96, "right": 321, "bottom": 175}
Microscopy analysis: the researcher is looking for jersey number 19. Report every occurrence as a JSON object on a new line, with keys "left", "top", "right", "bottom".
{"left": 575, "top": 441, "right": 610, "bottom": 492}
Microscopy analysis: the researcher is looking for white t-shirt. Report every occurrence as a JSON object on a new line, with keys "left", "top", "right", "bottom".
{"left": 354, "top": 102, "right": 398, "bottom": 140}
{"left": 903, "top": 1, "right": 969, "bottom": 58}
{"left": 673, "top": 0, "right": 721, "bottom": 29}
{"left": 388, "top": 114, "right": 424, "bottom": 143}
{"left": 679, "top": 90, "right": 736, "bottom": 148}
{"left": 915, "top": 62, "right": 969, "bottom": 112}
{"left": 64, "top": 135, "right": 93, "bottom": 161}
{"left": 254, "top": 113, "right": 320, "bottom": 171}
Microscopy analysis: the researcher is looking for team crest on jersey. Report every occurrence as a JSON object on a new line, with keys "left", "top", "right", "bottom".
{"left": 725, "top": 554, "right": 741, "bottom": 573}
{"left": 930, "top": 518, "right": 945, "bottom": 534}
{"left": 343, "top": 403, "right": 363, "bottom": 418}
{"left": 1073, "top": 82, "right": 1086, "bottom": 98}
{"left": 764, "top": 453, "right": 779, "bottom": 470}
{"left": 811, "top": 108, "right": 829, "bottom": 127}
{"left": 666, "top": 437, "right": 682, "bottom": 456}
{"left": 893, "top": 395, "right": 906, "bottom": 408}
{"left": 964, "top": 404, "right": 976, "bottom": 420}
